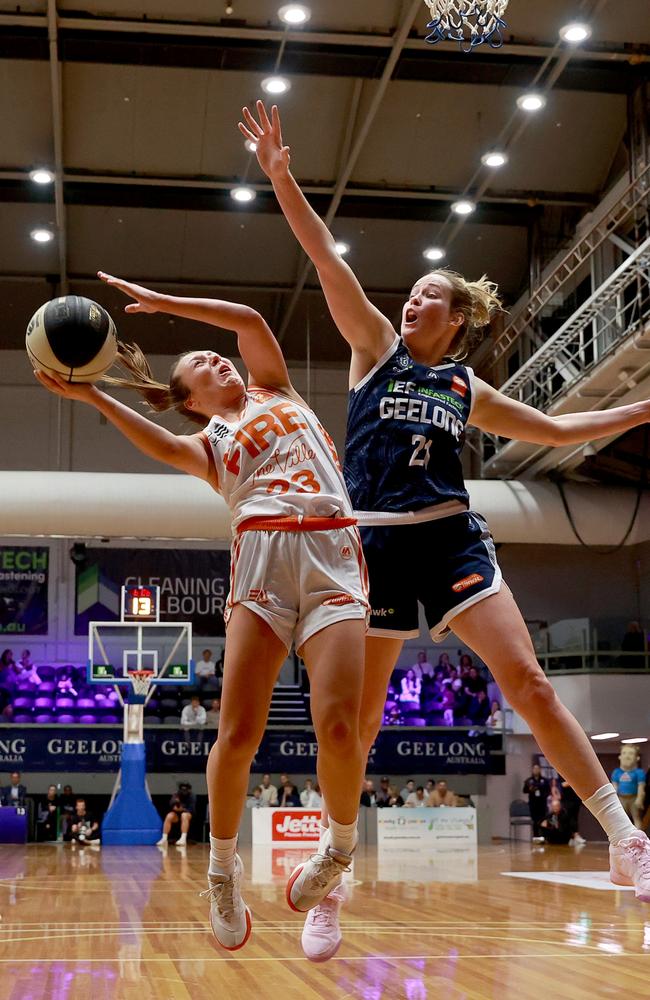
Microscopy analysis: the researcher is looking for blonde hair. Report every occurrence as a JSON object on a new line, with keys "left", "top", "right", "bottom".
{"left": 103, "top": 342, "right": 205, "bottom": 427}
{"left": 419, "top": 268, "right": 503, "bottom": 361}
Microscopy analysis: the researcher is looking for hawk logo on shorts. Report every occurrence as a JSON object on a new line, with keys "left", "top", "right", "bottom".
{"left": 451, "top": 375, "right": 468, "bottom": 398}
{"left": 452, "top": 573, "right": 484, "bottom": 593}
{"left": 340, "top": 545, "right": 352, "bottom": 560}
{"left": 323, "top": 594, "right": 358, "bottom": 607}
{"left": 248, "top": 588, "right": 269, "bottom": 604}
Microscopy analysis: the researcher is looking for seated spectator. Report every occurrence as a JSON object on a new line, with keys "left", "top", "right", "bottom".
{"left": 425, "top": 778, "right": 435, "bottom": 796}
{"left": 427, "top": 780, "right": 459, "bottom": 808}
{"left": 376, "top": 776, "right": 392, "bottom": 807}
{"left": 245, "top": 785, "right": 267, "bottom": 809}
{"left": 180, "top": 695, "right": 206, "bottom": 739}
{"left": 400, "top": 779, "right": 415, "bottom": 801}
{"left": 386, "top": 784, "right": 404, "bottom": 808}
{"left": 459, "top": 653, "right": 474, "bottom": 673}
{"left": 279, "top": 773, "right": 290, "bottom": 788}
{"left": 21, "top": 661, "right": 42, "bottom": 688}
{"left": 157, "top": 782, "right": 196, "bottom": 847}
{"left": 464, "top": 666, "right": 487, "bottom": 697}
{"left": 451, "top": 678, "right": 469, "bottom": 721}
{"left": 441, "top": 685, "right": 455, "bottom": 726}
{"left": 279, "top": 781, "right": 301, "bottom": 807}
{"left": 467, "top": 689, "right": 491, "bottom": 726}
{"left": 0, "top": 649, "right": 18, "bottom": 689}
{"left": 57, "top": 667, "right": 78, "bottom": 698}
{"left": 195, "top": 648, "right": 218, "bottom": 689}
{"left": 17, "top": 650, "right": 34, "bottom": 673}
{"left": 399, "top": 669, "right": 421, "bottom": 706}
{"left": 36, "top": 785, "right": 59, "bottom": 841}
{"left": 405, "top": 785, "right": 427, "bottom": 808}
{"left": 384, "top": 704, "right": 404, "bottom": 726}
{"left": 1, "top": 771, "right": 27, "bottom": 807}
{"left": 65, "top": 798, "right": 100, "bottom": 844}
{"left": 360, "top": 778, "right": 377, "bottom": 807}
{"left": 410, "top": 650, "right": 434, "bottom": 680}
{"left": 487, "top": 699, "right": 503, "bottom": 728}
{"left": 537, "top": 798, "right": 572, "bottom": 845}
{"left": 436, "top": 652, "right": 452, "bottom": 672}
{"left": 204, "top": 697, "right": 221, "bottom": 728}
{"left": 300, "top": 778, "right": 321, "bottom": 808}
{"left": 260, "top": 773, "right": 278, "bottom": 806}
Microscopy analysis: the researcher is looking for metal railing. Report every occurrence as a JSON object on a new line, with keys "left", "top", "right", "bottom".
{"left": 538, "top": 649, "right": 650, "bottom": 673}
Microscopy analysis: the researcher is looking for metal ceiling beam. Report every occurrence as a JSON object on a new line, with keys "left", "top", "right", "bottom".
{"left": 46, "top": 0, "right": 67, "bottom": 295}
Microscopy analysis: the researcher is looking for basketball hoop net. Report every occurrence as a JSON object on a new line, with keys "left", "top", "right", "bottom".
{"left": 129, "top": 669, "right": 155, "bottom": 699}
{"left": 423, "top": 0, "right": 509, "bottom": 50}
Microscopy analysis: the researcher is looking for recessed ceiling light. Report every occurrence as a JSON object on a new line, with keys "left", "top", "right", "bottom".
{"left": 591, "top": 733, "right": 620, "bottom": 741}
{"left": 30, "top": 228, "right": 54, "bottom": 243}
{"left": 261, "top": 76, "right": 291, "bottom": 96}
{"left": 423, "top": 246, "right": 445, "bottom": 262}
{"left": 451, "top": 200, "right": 475, "bottom": 216}
{"left": 621, "top": 737, "right": 648, "bottom": 745}
{"left": 481, "top": 151, "right": 508, "bottom": 168}
{"left": 517, "top": 93, "right": 546, "bottom": 113}
{"left": 230, "top": 186, "right": 256, "bottom": 203}
{"left": 29, "top": 168, "right": 55, "bottom": 185}
{"left": 245, "top": 139, "right": 258, "bottom": 154}
{"left": 560, "top": 22, "right": 592, "bottom": 44}
{"left": 334, "top": 241, "right": 350, "bottom": 256}
{"left": 278, "top": 4, "right": 311, "bottom": 25}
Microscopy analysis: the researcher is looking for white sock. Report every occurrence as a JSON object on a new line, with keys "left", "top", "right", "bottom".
{"left": 177, "top": 833, "right": 187, "bottom": 846}
{"left": 209, "top": 834, "right": 237, "bottom": 875}
{"left": 318, "top": 822, "right": 330, "bottom": 854}
{"left": 583, "top": 784, "right": 639, "bottom": 844}
{"left": 328, "top": 817, "right": 358, "bottom": 857}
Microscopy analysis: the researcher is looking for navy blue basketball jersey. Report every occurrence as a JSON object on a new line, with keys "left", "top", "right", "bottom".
{"left": 344, "top": 339, "right": 474, "bottom": 513}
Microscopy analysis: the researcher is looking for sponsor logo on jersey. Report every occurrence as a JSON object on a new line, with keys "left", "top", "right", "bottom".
{"left": 339, "top": 546, "right": 352, "bottom": 560}
{"left": 207, "top": 422, "right": 230, "bottom": 443}
{"left": 247, "top": 388, "right": 275, "bottom": 404}
{"left": 451, "top": 375, "right": 468, "bottom": 398}
{"left": 452, "top": 573, "right": 484, "bottom": 593}
{"left": 323, "top": 593, "right": 357, "bottom": 607}
{"left": 247, "top": 588, "right": 269, "bottom": 603}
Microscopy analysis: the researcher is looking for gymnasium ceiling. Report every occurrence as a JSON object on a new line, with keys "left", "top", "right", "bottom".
{"left": 0, "top": 0, "right": 648, "bottom": 367}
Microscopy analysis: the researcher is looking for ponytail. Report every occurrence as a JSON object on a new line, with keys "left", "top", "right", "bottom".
{"left": 420, "top": 268, "right": 504, "bottom": 360}
{"left": 103, "top": 342, "right": 205, "bottom": 427}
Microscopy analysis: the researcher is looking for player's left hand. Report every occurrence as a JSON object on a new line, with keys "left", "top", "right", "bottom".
{"left": 239, "top": 100, "right": 291, "bottom": 179}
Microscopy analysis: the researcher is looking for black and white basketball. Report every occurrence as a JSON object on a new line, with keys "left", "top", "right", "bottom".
{"left": 26, "top": 295, "right": 118, "bottom": 383}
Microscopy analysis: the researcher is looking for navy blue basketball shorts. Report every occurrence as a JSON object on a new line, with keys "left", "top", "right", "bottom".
{"left": 359, "top": 511, "right": 502, "bottom": 641}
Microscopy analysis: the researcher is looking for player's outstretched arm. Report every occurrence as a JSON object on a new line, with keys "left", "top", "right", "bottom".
{"left": 470, "top": 376, "right": 650, "bottom": 446}
{"left": 34, "top": 370, "right": 211, "bottom": 481}
{"left": 98, "top": 272, "right": 292, "bottom": 393}
{"left": 239, "top": 101, "right": 396, "bottom": 372}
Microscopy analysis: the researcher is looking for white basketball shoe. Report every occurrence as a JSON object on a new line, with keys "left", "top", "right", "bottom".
{"left": 301, "top": 883, "right": 347, "bottom": 962}
{"left": 286, "top": 846, "right": 353, "bottom": 913}
{"left": 200, "top": 854, "right": 252, "bottom": 950}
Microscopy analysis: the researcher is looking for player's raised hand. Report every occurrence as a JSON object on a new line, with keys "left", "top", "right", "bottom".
{"left": 33, "top": 368, "right": 100, "bottom": 403}
{"left": 239, "top": 101, "right": 291, "bottom": 179}
{"left": 97, "top": 272, "right": 162, "bottom": 314}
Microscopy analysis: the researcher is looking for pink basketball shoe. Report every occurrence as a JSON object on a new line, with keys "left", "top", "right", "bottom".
{"left": 610, "top": 834, "right": 650, "bottom": 902}
{"left": 301, "top": 883, "right": 347, "bottom": 962}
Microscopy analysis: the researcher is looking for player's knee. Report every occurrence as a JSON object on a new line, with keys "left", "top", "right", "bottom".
{"left": 509, "top": 664, "right": 557, "bottom": 718}
{"left": 317, "top": 711, "right": 358, "bottom": 756}
{"left": 217, "top": 721, "right": 261, "bottom": 759}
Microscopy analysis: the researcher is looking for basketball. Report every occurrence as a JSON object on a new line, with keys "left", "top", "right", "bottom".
{"left": 25, "top": 295, "right": 118, "bottom": 383}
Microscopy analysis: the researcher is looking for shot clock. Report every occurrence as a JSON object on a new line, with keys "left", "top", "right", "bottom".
{"left": 121, "top": 584, "right": 160, "bottom": 623}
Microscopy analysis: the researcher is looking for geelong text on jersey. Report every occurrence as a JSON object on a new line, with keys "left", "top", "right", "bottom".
{"left": 379, "top": 397, "right": 464, "bottom": 441}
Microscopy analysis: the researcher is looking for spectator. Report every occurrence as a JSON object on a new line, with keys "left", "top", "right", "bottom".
{"left": 59, "top": 784, "right": 75, "bottom": 814}
{"left": 36, "top": 785, "right": 59, "bottom": 841}
{"left": 376, "top": 776, "right": 392, "bottom": 807}
{"left": 180, "top": 695, "right": 206, "bottom": 740}
{"left": 245, "top": 785, "right": 267, "bottom": 809}
{"left": 259, "top": 773, "right": 278, "bottom": 806}
{"left": 425, "top": 779, "right": 435, "bottom": 795}
{"left": 279, "top": 781, "right": 301, "bottom": 807}
{"left": 65, "top": 798, "right": 100, "bottom": 844}
{"left": 464, "top": 666, "right": 487, "bottom": 696}
{"left": 279, "top": 773, "right": 290, "bottom": 789}
{"left": 1, "top": 771, "right": 27, "bottom": 807}
{"left": 559, "top": 777, "right": 586, "bottom": 846}
{"left": 386, "top": 784, "right": 404, "bottom": 807}
{"left": 22, "top": 661, "right": 42, "bottom": 689}
{"left": 487, "top": 699, "right": 503, "bottom": 729}
{"left": 441, "top": 685, "right": 456, "bottom": 726}
{"left": 537, "top": 798, "right": 572, "bottom": 845}
{"left": 157, "top": 782, "right": 196, "bottom": 847}
{"left": 405, "top": 785, "right": 427, "bottom": 808}
{"left": 399, "top": 669, "right": 421, "bottom": 706}
{"left": 0, "top": 649, "right": 17, "bottom": 689}
{"left": 360, "top": 778, "right": 377, "bottom": 807}
{"left": 195, "top": 648, "right": 218, "bottom": 689}
{"left": 467, "top": 689, "right": 491, "bottom": 726}
{"left": 459, "top": 653, "right": 474, "bottom": 672}
{"left": 547, "top": 776, "right": 563, "bottom": 810}
{"left": 410, "top": 650, "right": 434, "bottom": 680}
{"left": 443, "top": 665, "right": 459, "bottom": 688}
{"left": 300, "top": 778, "right": 321, "bottom": 808}
{"left": 523, "top": 763, "right": 551, "bottom": 838}
{"left": 400, "top": 779, "right": 415, "bottom": 801}
{"left": 427, "top": 780, "right": 459, "bottom": 808}
{"left": 16, "top": 650, "right": 34, "bottom": 673}
{"left": 384, "top": 704, "right": 404, "bottom": 726}
{"left": 451, "top": 677, "right": 469, "bottom": 721}
{"left": 437, "top": 652, "right": 452, "bottom": 672}
{"left": 56, "top": 667, "right": 78, "bottom": 698}
{"left": 204, "top": 698, "right": 221, "bottom": 728}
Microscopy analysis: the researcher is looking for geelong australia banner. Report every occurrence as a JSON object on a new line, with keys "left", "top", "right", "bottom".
{"left": 0, "top": 546, "right": 49, "bottom": 635}
{"left": 75, "top": 547, "right": 230, "bottom": 636}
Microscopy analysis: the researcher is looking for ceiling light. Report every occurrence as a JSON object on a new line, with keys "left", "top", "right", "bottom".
{"left": 621, "top": 737, "right": 648, "bottom": 745}
{"left": 517, "top": 93, "right": 546, "bottom": 113}
{"left": 30, "top": 228, "right": 54, "bottom": 243}
{"left": 481, "top": 151, "right": 508, "bottom": 168}
{"left": 261, "top": 76, "right": 291, "bottom": 96}
{"left": 278, "top": 4, "right": 311, "bottom": 25}
{"left": 591, "top": 732, "right": 620, "bottom": 741}
{"left": 245, "top": 139, "right": 258, "bottom": 154}
{"left": 423, "top": 246, "right": 445, "bottom": 262}
{"left": 29, "top": 168, "right": 54, "bottom": 185}
{"left": 451, "top": 200, "right": 475, "bottom": 216}
{"left": 230, "top": 186, "right": 256, "bottom": 203}
{"left": 334, "top": 241, "right": 350, "bottom": 256}
{"left": 560, "top": 22, "right": 592, "bottom": 44}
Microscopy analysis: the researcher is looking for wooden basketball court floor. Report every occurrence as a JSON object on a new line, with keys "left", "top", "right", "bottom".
{"left": 1, "top": 841, "right": 649, "bottom": 1000}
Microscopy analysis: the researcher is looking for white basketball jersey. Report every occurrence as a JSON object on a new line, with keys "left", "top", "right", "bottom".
{"left": 202, "top": 386, "right": 354, "bottom": 530}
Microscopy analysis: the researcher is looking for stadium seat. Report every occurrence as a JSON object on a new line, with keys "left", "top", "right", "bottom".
{"left": 34, "top": 714, "right": 54, "bottom": 723}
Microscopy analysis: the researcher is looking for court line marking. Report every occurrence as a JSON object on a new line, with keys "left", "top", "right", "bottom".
{"left": 0, "top": 954, "right": 649, "bottom": 963}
